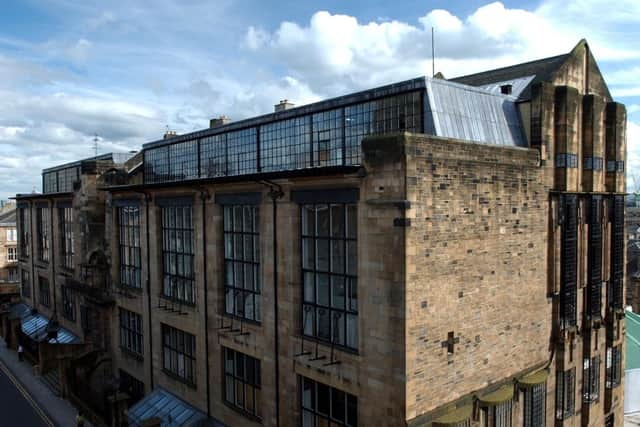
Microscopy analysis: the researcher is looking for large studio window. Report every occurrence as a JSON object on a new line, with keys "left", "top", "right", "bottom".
{"left": 301, "top": 202, "right": 358, "bottom": 350}
{"left": 161, "top": 203, "right": 195, "bottom": 304}
{"left": 223, "top": 347, "right": 261, "bottom": 419}
{"left": 36, "top": 206, "right": 50, "bottom": 263}
{"left": 162, "top": 324, "right": 196, "bottom": 385}
{"left": 555, "top": 368, "right": 575, "bottom": 420}
{"left": 117, "top": 205, "right": 142, "bottom": 288}
{"left": 59, "top": 206, "right": 74, "bottom": 269}
{"left": 224, "top": 204, "right": 260, "bottom": 322}
{"left": 301, "top": 376, "right": 357, "bottom": 427}
{"left": 119, "top": 308, "right": 143, "bottom": 357}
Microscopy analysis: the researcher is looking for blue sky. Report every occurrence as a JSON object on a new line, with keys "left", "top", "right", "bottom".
{"left": 0, "top": 0, "right": 638, "bottom": 198}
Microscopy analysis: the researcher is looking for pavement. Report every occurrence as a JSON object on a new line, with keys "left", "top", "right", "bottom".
{"left": 627, "top": 413, "right": 640, "bottom": 426}
{"left": 0, "top": 337, "right": 90, "bottom": 427}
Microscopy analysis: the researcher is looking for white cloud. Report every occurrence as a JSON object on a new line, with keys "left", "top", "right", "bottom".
{"left": 64, "top": 38, "right": 92, "bottom": 65}
{"left": 1, "top": 0, "right": 640, "bottom": 199}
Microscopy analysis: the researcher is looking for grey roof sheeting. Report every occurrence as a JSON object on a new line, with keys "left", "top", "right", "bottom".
{"left": 450, "top": 53, "right": 569, "bottom": 100}
{"left": 21, "top": 313, "right": 80, "bottom": 344}
{"left": 0, "top": 209, "right": 16, "bottom": 226}
{"left": 425, "top": 78, "right": 527, "bottom": 148}
{"left": 476, "top": 76, "right": 536, "bottom": 99}
{"left": 128, "top": 388, "right": 226, "bottom": 427}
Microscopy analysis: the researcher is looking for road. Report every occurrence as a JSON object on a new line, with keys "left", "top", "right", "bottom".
{"left": 0, "top": 361, "right": 53, "bottom": 427}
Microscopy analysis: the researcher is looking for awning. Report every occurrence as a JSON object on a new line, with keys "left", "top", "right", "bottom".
{"left": 21, "top": 313, "right": 80, "bottom": 344}
{"left": 478, "top": 384, "right": 514, "bottom": 407}
{"left": 128, "top": 388, "right": 226, "bottom": 427}
{"left": 518, "top": 368, "right": 549, "bottom": 388}
{"left": 432, "top": 404, "right": 472, "bottom": 426}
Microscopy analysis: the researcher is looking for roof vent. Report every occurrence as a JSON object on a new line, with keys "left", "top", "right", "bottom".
{"left": 210, "top": 115, "right": 231, "bottom": 128}
{"left": 500, "top": 84, "right": 513, "bottom": 95}
{"left": 274, "top": 99, "right": 294, "bottom": 112}
{"left": 163, "top": 130, "right": 177, "bottom": 139}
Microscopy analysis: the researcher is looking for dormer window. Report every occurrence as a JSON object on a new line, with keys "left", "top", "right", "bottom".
{"left": 500, "top": 84, "right": 513, "bottom": 95}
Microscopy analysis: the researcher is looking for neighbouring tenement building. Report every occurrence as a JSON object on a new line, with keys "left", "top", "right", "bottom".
{"left": 7, "top": 152, "right": 137, "bottom": 425}
{"left": 0, "top": 202, "right": 20, "bottom": 300}
{"left": 11, "top": 39, "right": 628, "bottom": 427}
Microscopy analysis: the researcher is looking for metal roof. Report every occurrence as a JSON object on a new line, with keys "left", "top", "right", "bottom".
{"left": 21, "top": 313, "right": 80, "bottom": 344}
{"left": 476, "top": 76, "right": 536, "bottom": 99}
{"left": 128, "top": 388, "right": 225, "bottom": 427}
{"left": 425, "top": 78, "right": 527, "bottom": 147}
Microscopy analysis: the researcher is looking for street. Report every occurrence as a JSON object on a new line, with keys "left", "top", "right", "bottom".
{"left": 0, "top": 361, "right": 52, "bottom": 427}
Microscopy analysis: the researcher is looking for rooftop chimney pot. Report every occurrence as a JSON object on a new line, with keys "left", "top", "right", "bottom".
{"left": 210, "top": 115, "right": 231, "bottom": 128}
{"left": 274, "top": 99, "right": 294, "bottom": 112}
{"left": 163, "top": 130, "right": 177, "bottom": 139}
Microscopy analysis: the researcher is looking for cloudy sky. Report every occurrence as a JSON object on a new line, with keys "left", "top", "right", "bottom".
{"left": 0, "top": 0, "right": 638, "bottom": 199}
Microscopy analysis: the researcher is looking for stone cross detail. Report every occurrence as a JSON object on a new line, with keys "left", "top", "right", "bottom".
{"left": 441, "top": 331, "right": 460, "bottom": 354}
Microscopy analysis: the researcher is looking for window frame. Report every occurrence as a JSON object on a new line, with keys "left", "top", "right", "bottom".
{"left": 300, "top": 202, "right": 358, "bottom": 352}
{"left": 582, "top": 356, "right": 600, "bottom": 403}
{"left": 7, "top": 246, "right": 17, "bottom": 262}
{"left": 161, "top": 323, "right": 196, "bottom": 386}
{"left": 483, "top": 401, "right": 512, "bottom": 427}
{"left": 160, "top": 203, "right": 195, "bottom": 305}
{"left": 18, "top": 207, "right": 30, "bottom": 259}
{"left": 21, "top": 269, "right": 30, "bottom": 298}
{"left": 223, "top": 347, "right": 262, "bottom": 420}
{"left": 606, "top": 345, "right": 622, "bottom": 389}
{"left": 36, "top": 206, "right": 50, "bottom": 263}
{"left": 117, "top": 205, "right": 142, "bottom": 289}
{"left": 38, "top": 276, "right": 50, "bottom": 308}
{"left": 523, "top": 383, "right": 546, "bottom": 427}
{"left": 300, "top": 376, "right": 357, "bottom": 427}
{"left": 62, "top": 286, "right": 76, "bottom": 322}
{"left": 59, "top": 206, "right": 74, "bottom": 269}
{"left": 119, "top": 308, "right": 143, "bottom": 358}
{"left": 223, "top": 204, "right": 261, "bottom": 323}
{"left": 555, "top": 368, "right": 575, "bottom": 420}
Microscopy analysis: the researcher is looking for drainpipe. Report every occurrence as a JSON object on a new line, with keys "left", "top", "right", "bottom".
{"left": 29, "top": 201, "right": 36, "bottom": 303}
{"left": 199, "top": 189, "right": 211, "bottom": 417}
{"left": 49, "top": 198, "right": 56, "bottom": 315}
{"left": 261, "top": 181, "right": 284, "bottom": 427}
{"left": 135, "top": 191, "right": 154, "bottom": 390}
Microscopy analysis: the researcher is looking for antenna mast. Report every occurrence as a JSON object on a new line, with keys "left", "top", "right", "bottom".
{"left": 93, "top": 134, "right": 99, "bottom": 157}
{"left": 431, "top": 27, "right": 435, "bottom": 78}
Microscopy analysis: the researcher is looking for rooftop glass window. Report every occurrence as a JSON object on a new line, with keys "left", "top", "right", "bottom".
{"left": 142, "top": 90, "right": 423, "bottom": 185}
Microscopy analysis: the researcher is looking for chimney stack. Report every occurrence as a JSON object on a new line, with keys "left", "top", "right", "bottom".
{"left": 274, "top": 99, "right": 294, "bottom": 112}
{"left": 210, "top": 115, "right": 231, "bottom": 128}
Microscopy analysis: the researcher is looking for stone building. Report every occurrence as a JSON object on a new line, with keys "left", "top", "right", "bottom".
{"left": 8, "top": 152, "right": 137, "bottom": 424}
{"left": 0, "top": 203, "right": 19, "bottom": 295}
{"left": 100, "top": 39, "right": 627, "bottom": 427}
{"left": 8, "top": 39, "right": 628, "bottom": 427}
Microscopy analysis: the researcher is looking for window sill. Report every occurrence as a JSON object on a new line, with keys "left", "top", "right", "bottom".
{"left": 120, "top": 347, "right": 144, "bottom": 362}
{"left": 119, "top": 284, "right": 143, "bottom": 293}
{"left": 222, "top": 313, "right": 261, "bottom": 327}
{"left": 158, "top": 294, "right": 197, "bottom": 308}
{"left": 299, "top": 334, "right": 359, "bottom": 356}
{"left": 222, "top": 399, "right": 262, "bottom": 424}
{"left": 58, "top": 267, "right": 74, "bottom": 276}
{"left": 162, "top": 369, "right": 196, "bottom": 389}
